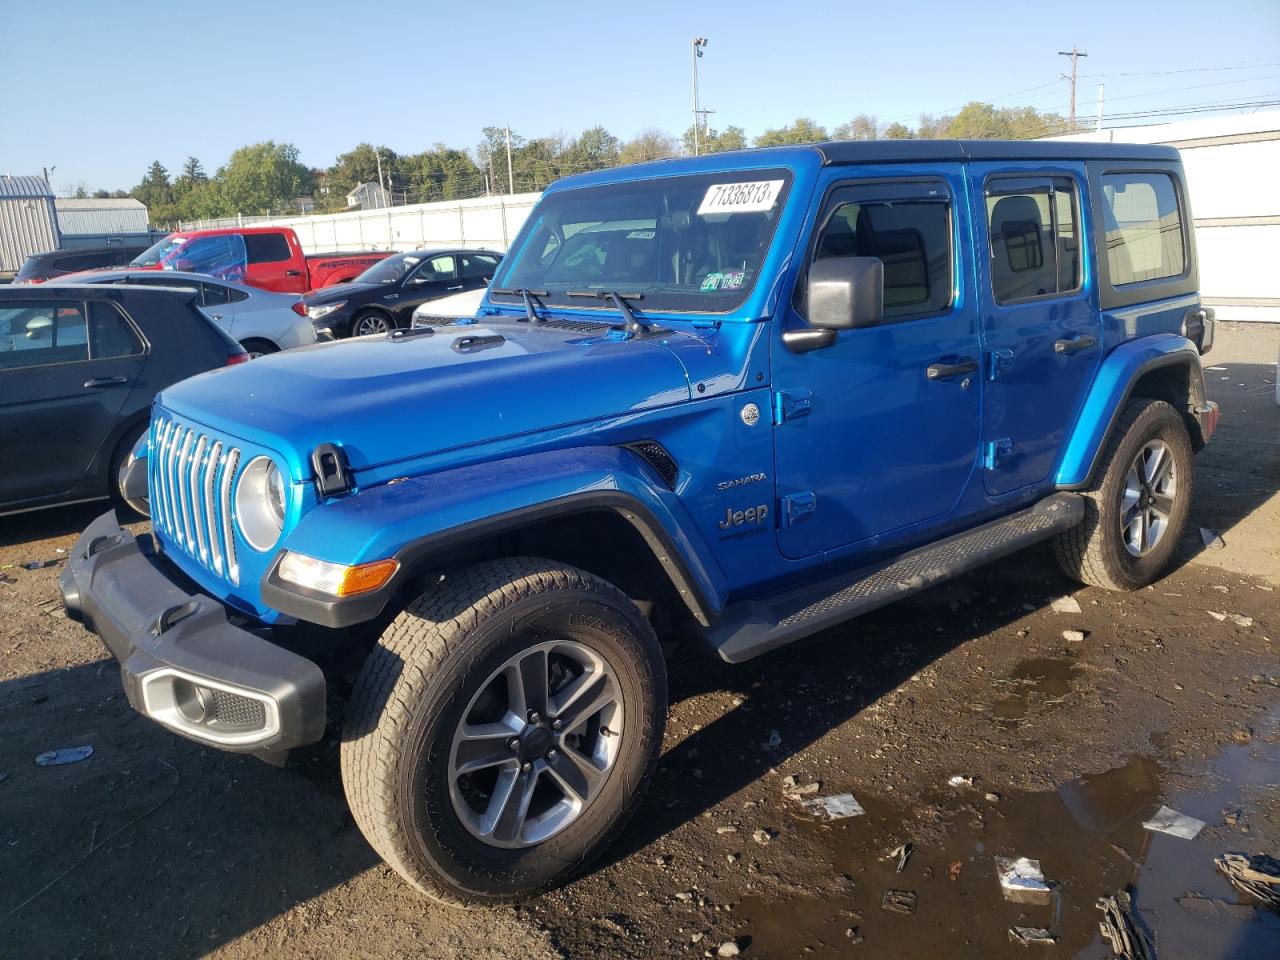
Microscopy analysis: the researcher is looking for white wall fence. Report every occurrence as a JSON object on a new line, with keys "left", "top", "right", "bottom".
{"left": 185, "top": 192, "right": 544, "bottom": 255}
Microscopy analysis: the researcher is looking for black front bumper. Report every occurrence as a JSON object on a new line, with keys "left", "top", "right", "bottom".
{"left": 59, "top": 510, "right": 326, "bottom": 757}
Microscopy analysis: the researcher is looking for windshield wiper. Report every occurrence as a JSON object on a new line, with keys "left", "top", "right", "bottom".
{"left": 490, "top": 287, "right": 548, "bottom": 324}
{"left": 566, "top": 290, "right": 648, "bottom": 336}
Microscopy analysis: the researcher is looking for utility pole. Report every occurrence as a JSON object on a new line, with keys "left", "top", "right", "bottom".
{"left": 1096, "top": 83, "right": 1105, "bottom": 132}
{"left": 1058, "top": 46, "right": 1088, "bottom": 131}
{"left": 691, "top": 37, "right": 708, "bottom": 155}
{"left": 505, "top": 125, "right": 515, "bottom": 195}
{"left": 374, "top": 150, "right": 386, "bottom": 208}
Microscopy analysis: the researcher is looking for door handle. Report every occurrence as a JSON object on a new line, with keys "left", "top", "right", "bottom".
{"left": 285, "top": 269, "right": 302, "bottom": 277}
{"left": 1054, "top": 334, "right": 1097, "bottom": 356}
{"left": 84, "top": 376, "right": 129, "bottom": 388}
{"left": 446, "top": 284, "right": 464, "bottom": 291}
{"left": 925, "top": 358, "right": 979, "bottom": 381}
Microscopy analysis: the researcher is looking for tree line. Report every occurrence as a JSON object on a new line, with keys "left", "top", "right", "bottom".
{"left": 83, "top": 102, "right": 1066, "bottom": 226}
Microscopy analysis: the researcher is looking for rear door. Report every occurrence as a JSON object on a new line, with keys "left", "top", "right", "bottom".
{"left": 459, "top": 252, "right": 501, "bottom": 293}
{"left": 0, "top": 298, "right": 146, "bottom": 504}
{"left": 772, "top": 172, "right": 984, "bottom": 559}
{"left": 241, "top": 232, "right": 300, "bottom": 292}
{"left": 970, "top": 164, "right": 1100, "bottom": 496}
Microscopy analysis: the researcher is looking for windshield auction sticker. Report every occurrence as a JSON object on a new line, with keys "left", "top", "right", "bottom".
{"left": 697, "top": 179, "right": 785, "bottom": 216}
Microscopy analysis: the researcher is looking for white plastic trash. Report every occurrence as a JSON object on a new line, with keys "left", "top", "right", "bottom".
{"left": 801, "top": 793, "right": 866, "bottom": 821}
{"left": 1143, "top": 805, "right": 1206, "bottom": 840}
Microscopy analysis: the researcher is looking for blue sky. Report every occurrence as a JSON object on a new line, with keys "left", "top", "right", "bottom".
{"left": 1, "top": 0, "right": 1277, "bottom": 194}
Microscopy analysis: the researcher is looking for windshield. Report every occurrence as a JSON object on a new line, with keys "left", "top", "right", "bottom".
{"left": 355, "top": 253, "right": 423, "bottom": 284}
{"left": 491, "top": 169, "right": 792, "bottom": 314}
{"left": 131, "top": 234, "right": 248, "bottom": 281}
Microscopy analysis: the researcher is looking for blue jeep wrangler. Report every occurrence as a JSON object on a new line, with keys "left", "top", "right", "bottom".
{"left": 61, "top": 139, "right": 1218, "bottom": 905}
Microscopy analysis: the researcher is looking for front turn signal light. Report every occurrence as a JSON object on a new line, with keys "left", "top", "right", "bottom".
{"left": 277, "top": 552, "right": 399, "bottom": 598}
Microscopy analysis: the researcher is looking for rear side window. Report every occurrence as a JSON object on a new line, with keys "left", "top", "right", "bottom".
{"left": 986, "top": 176, "right": 1081, "bottom": 304}
{"left": 244, "top": 232, "right": 292, "bottom": 264}
{"left": 88, "top": 302, "right": 144, "bottom": 359}
{"left": 813, "top": 199, "right": 952, "bottom": 321}
{"left": 460, "top": 253, "right": 500, "bottom": 279}
{"left": 0, "top": 301, "right": 89, "bottom": 369}
{"left": 1100, "top": 173, "right": 1185, "bottom": 285}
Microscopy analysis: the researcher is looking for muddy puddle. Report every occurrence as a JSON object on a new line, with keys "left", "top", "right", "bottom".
{"left": 989, "top": 656, "right": 1083, "bottom": 728}
{"left": 732, "top": 712, "right": 1280, "bottom": 958}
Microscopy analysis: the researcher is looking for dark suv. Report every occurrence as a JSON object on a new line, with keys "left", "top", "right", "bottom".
{"left": 14, "top": 244, "right": 151, "bottom": 284}
{"left": 0, "top": 284, "right": 247, "bottom": 516}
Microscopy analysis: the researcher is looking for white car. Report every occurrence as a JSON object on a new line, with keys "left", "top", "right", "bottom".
{"left": 410, "top": 287, "right": 486, "bottom": 329}
{"left": 60, "top": 269, "right": 317, "bottom": 357}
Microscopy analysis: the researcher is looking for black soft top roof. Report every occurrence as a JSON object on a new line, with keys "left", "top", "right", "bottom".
{"left": 816, "top": 139, "right": 1179, "bottom": 165}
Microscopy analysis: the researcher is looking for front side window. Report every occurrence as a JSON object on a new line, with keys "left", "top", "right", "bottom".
{"left": 492, "top": 169, "right": 793, "bottom": 314}
{"left": 0, "top": 301, "right": 89, "bottom": 369}
{"left": 811, "top": 196, "right": 953, "bottom": 321}
{"left": 1100, "top": 172, "right": 1185, "bottom": 285}
{"left": 986, "top": 176, "right": 1081, "bottom": 304}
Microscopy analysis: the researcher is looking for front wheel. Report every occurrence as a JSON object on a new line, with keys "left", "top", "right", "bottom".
{"left": 351, "top": 310, "right": 392, "bottom": 337}
{"left": 1053, "top": 398, "right": 1194, "bottom": 590}
{"left": 340, "top": 558, "right": 667, "bottom": 905}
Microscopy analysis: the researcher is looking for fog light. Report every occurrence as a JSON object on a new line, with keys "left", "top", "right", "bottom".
{"left": 277, "top": 552, "right": 398, "bottom": 597}
{"left": 139, "top": 670, "right": 279, "bottom": 746}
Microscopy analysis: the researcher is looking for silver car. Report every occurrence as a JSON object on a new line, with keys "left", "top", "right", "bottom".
{"left": 59, "top": 269, "right": 317, "bottom": 357}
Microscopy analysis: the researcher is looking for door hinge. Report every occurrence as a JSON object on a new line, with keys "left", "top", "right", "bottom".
{"left": 983, "top": 438, "right": 1013, "bottom": 470}
{"left": 780, "top": 491, "right": 816, "bottom": 527}
{"left": 987, "top": 349, "right": 1014, "bottom": 381}
{"left": 773, "top": 388, "right": 813, "bottom": 424}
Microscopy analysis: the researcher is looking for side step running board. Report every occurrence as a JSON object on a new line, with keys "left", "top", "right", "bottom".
{"left": 705, "top": 492, "right": 1084, "bottom": 663}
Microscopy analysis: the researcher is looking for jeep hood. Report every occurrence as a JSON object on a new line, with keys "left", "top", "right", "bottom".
{"left": 158, "top": 322, "right": 693, "bottom": 477}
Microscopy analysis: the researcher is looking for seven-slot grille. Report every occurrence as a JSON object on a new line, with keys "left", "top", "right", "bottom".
{"left": 149, "top": 416, "right": 242, "bottom": 585}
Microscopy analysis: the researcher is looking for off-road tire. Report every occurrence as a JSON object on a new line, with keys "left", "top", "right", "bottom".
{"left": 340, "top": 557, "right": 667, "bottom": 906}
{"left": 1053, "top": 398, "right": 1194, "bottom": 590}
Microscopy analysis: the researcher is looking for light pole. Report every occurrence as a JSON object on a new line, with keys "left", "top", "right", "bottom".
{"left": 691, "top": 37, "right": 708, "bottom": 155}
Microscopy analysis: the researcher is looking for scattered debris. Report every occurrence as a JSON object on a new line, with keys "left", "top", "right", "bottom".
{"left": 691, "top": 932, "right": 704, "bottom": 944}
{"left": 1208, "top": 611, "right": 1254, "bottom": 628}
{"left": 751, "top": 828, "right": 776, "bottom": 845}
{"left": 1215, "top": 852, "right": 1280, "bottom": 908}
{"left": 21, "top": 558, "right": 64, "bottom": 570}
{"left": 799, "top": 793, "right": 866, "bottom": 821}
{"left": 0, "top": 574, "right": 16, "bottom": 586}
{"left": 781, "top": 774, "right": 820, "bottom": 797}
{"left": 947, "top": 774, "right": 975, "bottom": 787}
{"left": 845, "top": 926, "right": 863, "bottom": 944}
{"left": 882, "top": 843, "right": 912, "bottom": 873}
{"left": 881, "top": 889, "right": 917, "bottom": 914}
{"left": 716, "top": 825, "right": 738, "bottom": 835}
{"left": 674, "top": 891, "right": 693, "bottom": 902}
{"left": 1050, "top": 596, "right": 1082, "bottom": 614}
{"left": 1199, "top": 527, "right": 1226, "bottom": 549}
{"left": 1062, "top": 630, "right": 1087, "bottom": 643}
{"left": 995, "top": 857, "right": 1052, "bottom": 904}
{"left": 716, "top": 940, "right": 741, "bottom": 958}
{"left": 34, "top": 746, "right": 93, "bottom": 766}
{"left": 762, "top": 729, "right": 782, "bottom": 750}
{"left": 1096, "top": 891, "right": 1154, "bottom": 960}
{"left": 1008, "top": 926, "right": 1057, "bottom": 946}
{"left": 985, "top": 792, "right": 1002, "bottom": 803}
{"left": 1142, "top": 804, "right": 1206, "bottom": 840}
{"left": 948, "top": 860, "right": 963, "bottom": 881}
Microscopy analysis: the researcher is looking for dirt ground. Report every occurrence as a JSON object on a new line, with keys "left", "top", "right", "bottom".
{"left": 2, "top": 323, "right": 1277, "bottom": 960}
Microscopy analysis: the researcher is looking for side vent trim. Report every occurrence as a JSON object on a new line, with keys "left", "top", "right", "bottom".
{"left": 624, "top": 441, "right": 680, "bottom": 490}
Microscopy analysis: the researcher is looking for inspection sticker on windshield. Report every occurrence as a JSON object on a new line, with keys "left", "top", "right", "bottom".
{"left": 698, "top": 179, "right": 784, "bottom": 216}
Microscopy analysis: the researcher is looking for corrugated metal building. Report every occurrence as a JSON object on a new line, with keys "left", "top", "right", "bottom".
{"left": 54, "top": 198, "right": 150, "bottom": 245}
{"left": 0, "top": 174, "right": 59, "bottom": 275}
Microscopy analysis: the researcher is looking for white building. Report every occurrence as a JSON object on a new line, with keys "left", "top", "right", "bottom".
{"left": 1051, "top": 111, "right": 1280, "bottom": 324}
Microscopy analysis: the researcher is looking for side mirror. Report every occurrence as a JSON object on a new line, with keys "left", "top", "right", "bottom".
{"left": 784, "top": 256, "right": 883, "bottom": 354}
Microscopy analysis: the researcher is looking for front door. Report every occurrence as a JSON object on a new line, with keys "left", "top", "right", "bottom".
{"left": 396, "top": 253, "right": 461, "bottom": 323}
{"left": 0, "top": 298, "right": 145, "bottom": 504}
{"left": 970, "top": 165, "right": 1101, "bottom": 496}
{"left": 772, "top": 173, "right": 983, "bottom": 560}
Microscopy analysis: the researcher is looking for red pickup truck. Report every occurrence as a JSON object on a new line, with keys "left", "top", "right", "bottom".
{"left": 128, "top": 226, "right": 389, "bottom": 294}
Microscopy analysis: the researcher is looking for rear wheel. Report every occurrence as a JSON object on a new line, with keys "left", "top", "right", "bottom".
{"left": 340, "top": 557, "right": 666, "bottom": 905}
{"left": 1053, "top": 398, "right": 1194, "bottom": 590}
{"left": 351, "top": 311, "right": 392, "bottom": 337}
{"left": 239, "top": 338, "right": 279, "bottom": 359}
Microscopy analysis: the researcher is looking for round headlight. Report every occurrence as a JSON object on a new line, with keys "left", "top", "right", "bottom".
{"left": 234, "top": 456, "right": 286, "bottom": 552}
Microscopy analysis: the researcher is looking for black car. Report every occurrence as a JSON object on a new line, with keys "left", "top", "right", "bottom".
{"left": 14, "top": 244, "right": 152, "bottom": 284}
{"left": 302, "top": 248, "right": 501, "bottom": 338}
{"left": 0, "top": 284, "right": 247, "bottom": 517}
